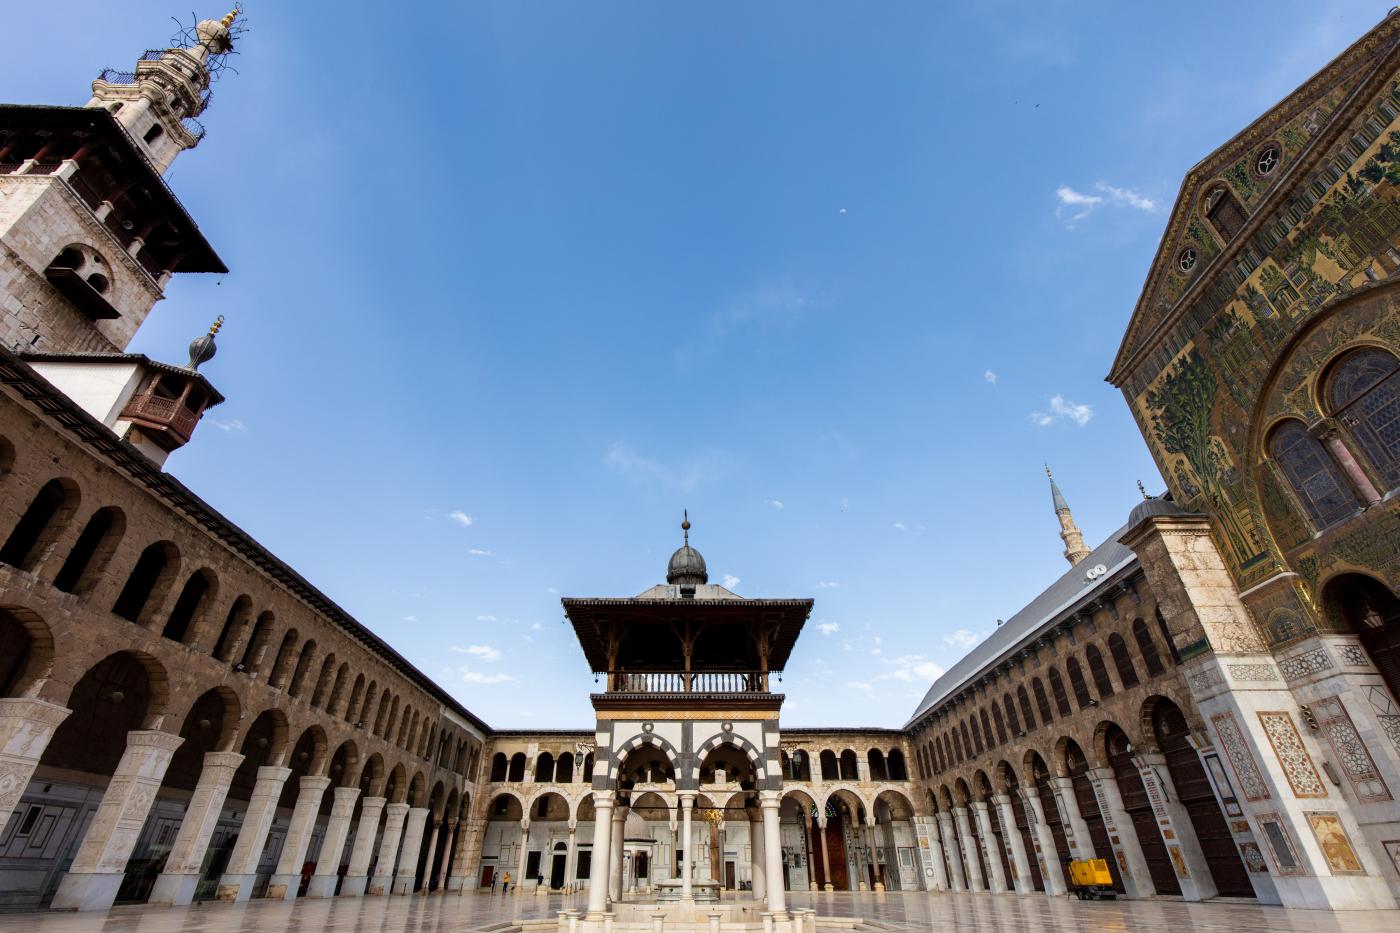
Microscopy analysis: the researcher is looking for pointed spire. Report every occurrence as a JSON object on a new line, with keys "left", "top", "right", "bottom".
{"left": 682, "top": 509, "right": 691, "bottom": 546}
{"left": 1045, "top": 465, "right": 1091, "bottom": 567}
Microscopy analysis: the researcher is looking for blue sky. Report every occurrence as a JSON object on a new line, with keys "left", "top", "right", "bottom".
{"left": 3, "top": 1, "right": 1382, "bottom": 728}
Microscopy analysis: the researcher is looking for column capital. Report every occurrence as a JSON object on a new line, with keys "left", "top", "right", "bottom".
{"left": 360, "top": 795, "right": 388, "bottom": 808}
{"left": 127, "top": 729, "right": 186, "bottom": 753}
{"left": 678, "top": 791, "right": 697, "bottom": 805}
{"left": 255, "top": 764, "right": 293, "bottom": 782}
{"left": 758, "top": 789, "right": 782, "bottom": 808}
{"left": 202, "top": 750, "right": 245, "bottom": 771}
{"left": 332, "top": 786, "right": 361, "bottom": 804}
{"left": 593, "top": 790, "right": 616, "bottom": 809}
{"left": 300, "top": 774, "right": 333, "bottom": 793}
{"left": 0, "top": 696, "right": 72, "bottom": 727}
{"left": 520, "top": 817, "right": 531, "bottom": 830}
{"left": 384, "top": 800, "right": 411, "bottom": 815}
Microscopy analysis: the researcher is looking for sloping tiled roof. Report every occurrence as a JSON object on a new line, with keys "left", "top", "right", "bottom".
{"left": 904, "top": 525, "right": 1137, "bottom": 728}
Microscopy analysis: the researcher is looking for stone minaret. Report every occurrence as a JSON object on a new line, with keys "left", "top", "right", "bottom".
{"left": 86, "top": 10, "right": 238, "bottom": 174}
{"left": 1046, "top": 465, "right": 1091, "bottom": 566}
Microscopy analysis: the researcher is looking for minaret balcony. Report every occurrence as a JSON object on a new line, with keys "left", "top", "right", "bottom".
{"left": 120, "top": 390, "right": 202, "bottom": 447}
{"left": 606, "top": 671, "right": 770, "bottom": 694}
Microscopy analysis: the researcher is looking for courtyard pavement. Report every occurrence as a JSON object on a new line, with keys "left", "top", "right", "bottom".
{"left": 0, "top": 890, "right": 1396, "bottom": 932}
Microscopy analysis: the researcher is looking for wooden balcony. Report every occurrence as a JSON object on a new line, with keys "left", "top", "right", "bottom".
{"left": 120, "top": 391, "right": 201, "bottom": 447}
{"left": 605, "top": 671, "right": 769, "bottom": 694}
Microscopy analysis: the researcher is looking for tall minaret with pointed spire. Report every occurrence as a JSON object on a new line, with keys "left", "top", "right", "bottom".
{"left": 1046, "top": 465, "right": 1091, "bottom": 566}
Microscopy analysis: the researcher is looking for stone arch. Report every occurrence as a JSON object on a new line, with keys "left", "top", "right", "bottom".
{"left": 52, "top": 505, "right": 125, "bottom": 596}
{"left": 62, "top": 648, "right": 171, "bottom": 729}
{"left": 112, "top": 539, "right": 180, "bottom": 627}
{"left": 952, "top": 777, "right": 972, "bottom": 807}
{"left": 407, "top": 771, "right": 429, "bottom": 808}
{"left": 971, "top": 769, "right": 994, "bottom": 802}
{"left": 526, "top": 788, "right": 571, "bottom": 821}
{"left": 1089, "top": 717, "right": 1142, "bottom": 768}
{"left": 212, "top": 594, "right": 253, "bottom": 663}
{"left": 360, "top": 752, "right": 387, "bottom": 796}
{"left": 692, "top": 731, "right": 762, "bottom": 768}
{"left": 387, "top": 763, "right": 410, "bottom": 803}
{"left": 993, "top": 759, "right": 1019, "bottom": 794}
{"left": 267, "top": 627, "right": 300, "bottom": 689}
{"left": 344, "top": 673, "right": 366, "bottom": 724}
{"left": 614, "top": 732, "right": 680, "bottom": 768}
{"left": 782, "top": 785, "right": 819, "bottom": 817}
{"left": 238, "top": 707, "right": 291, "bottom": 767}
{"left": 329, "top": 738, "right": 362, "bottom": 786}
{"left": 237, "top": 610, "right": 276, "bottom": 676}
{"left": 936, "top": 784, "right": 954, "bottom": 810}
{"left": 873, "top": 787, "right": 916, "bottom": 820}
{"left": 287, "top": 639, "right": 317, "bottom": 697}
{"left": 161, "top": 566, "right": 219, "bottom": 645}
{"left": 485, "top": 786, "right": 526, "bottom": 816}
{"left": 0, "top": 475, "right": 81, "bottom": 572}
{"left": 290, "top": 724, "right": 330, "bottom": 776}
{"left": 170, "top": 683, "right": 242, "bottom": 752}
{"left": 427, "top": 779, "right": 447, "bottom": 818}
{"left": 309, "top": 652, "right": 337, "bottom": 708}
{"left": 821, "top": 783, "right": 872, "bottom": 820}
{"left": 0, "top": 605, "right": 56, "bottom": 698}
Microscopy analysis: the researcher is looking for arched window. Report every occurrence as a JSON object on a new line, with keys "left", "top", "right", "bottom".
{"left": 1048, "top": 666, "right": 1072, "bottom": 715}
{"left": 968, "top": 717, "right": 983, "bottom": 755}
{"left": 489, "top": 753, "right": 508, "bottom": 782}
{"left": 953, "top": 729, "right": 965, "bottom": 763}
{"left": 868, "top": 749, "right": 888, "bottom": 780}
{"left": 820, "top": 750, "right": 839, "bottom": 780}
{"left": 557, "top": 751, "right": 574, "bottom": 783}
{"left": 1, "top": 479, "right": 76, "bottom": 571}
{"left": 1269, "top": 419, "right": 1356, "bottom": 528}
{"left": 979, "top": 709, "right": 994, "bottom": 751}
{"left": 583, "top": 753, "right": 594, "bottom": 780}
{"left": 839, "top": 749, "right": 859, "bottom": 779}
{"left": 288, "top": 640, "right": 316, "bottom": 697}
{"left": 1204, "top": 182, "right": 1247, "bottom": 240}
{"left": 112, "top": 541, "right": 177, "bottom": 624}
{"left": 935, "top": 736, "right": 947, "bottom": 772}
{"left": 1017, "top": 685, "right": 1036, "bottom": 731}
{"left": 1066, "top": 657, "right": 1093, "bottom": 708}
{"left": 888, "top": 749, "right": 907, "bottom": 780}
{"left": 162, "top": 570, "right": 213, "bottom": 643}
{"left": 535, "top": 752, "right": 554, "bottom": 783}
{"left": 508, "top": 752, "right": 526, "bottom": 782}
{"left": 1085, "top": 645, "right": 1114, "bottom": 697}
{"left": 1002, "top": 693, "right": 1020, "bottom": 735}
{"left": 1108, "top": 633, "right": 1140, "bottom": 688}
{"left": 238, "top": 612, "right": 275, "bottom": 675}
{"left": 1325, "top": 347, "right": 1400, "bottom": 490}
{"left": 991, "top": 703, "right": 1007, "bottom": 744}
{"left": 53, "top": 507, "right": 123, "bottom": 594}
{"left": 1033, "top": 677, "right": 1054, "bottom": 724}
{"left": 266, "top": 630, "right": 299, "bottom": 689}
{"left": 1132, "top": 618, "right": 1165, "bottom": 676}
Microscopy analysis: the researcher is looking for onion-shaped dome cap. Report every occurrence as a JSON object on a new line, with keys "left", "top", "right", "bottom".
{"left": 666, "top": 512, "right": 708, "bottom": 585}
{"left": 1128, "top": 486, "right": 1189, "bottom": 528}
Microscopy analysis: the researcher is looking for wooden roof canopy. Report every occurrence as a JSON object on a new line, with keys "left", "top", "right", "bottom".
{"left": 562, "top": 597, "right": 813, "bottom": 674}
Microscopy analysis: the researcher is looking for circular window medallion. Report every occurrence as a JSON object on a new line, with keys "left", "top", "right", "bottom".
{"left": 1177, "top": 247, "right": 1197, "bottom": 273}
{"left": 642, "top": 721, "right": 654, "bottom": 733}
{"left": 1255, "top": 144, "right": 1281, "bottom": 176}
{"left": 721, "top": 721, "right": 734, "bottom": 733}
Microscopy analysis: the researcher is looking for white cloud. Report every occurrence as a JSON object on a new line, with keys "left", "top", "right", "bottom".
{"left": 769, "top": 499, "right": 784, "bottom": 510}
{"left": 402, "top": 615, "right": 418, "bottom": 623}
{"left": 212, "top": 418, "right": 247, "bottom": 432}
{"left": 817, "top": 622, "right": 840, "bottom": 636}
{"left": 984, "top": 370, "right": 998, "bottom": 386}
{"left": 722, "top": 574, "right": 741, "bottom": 590}
{"left": 816, "top": 581, "right": 841, "bottom": 589}
{"left": 710, "top": 284, "right": 809, "bottom": 338}
{"left": 846, "top": 681, "right": 873, "bottom": 692}
{"left": 604, "top": 442, "right": 732, "bottom": 494}
{"left": 448, "top": 510, "right": 474, "bottom": 527}
{"left": 546, "top": 587, "right": 559, "bottom": 594}
{"left": 468, "top": 548, "right": 493, "bottom": 556}
{"left": 943, "top": 628, "right": 980, "bottom": 650}
{"left": 530, "top": 622, "right": 541, "bottom": 630}
{"left": 1055, "top": 181, "right": 1157, "bottom": 227}
{"left": 459, "top": 666, "right": 516, "bottom": 685}
{"left": 877, "top": 653, "right": 946, "bottom": 685}
{"left": 1030, "top": 394, "right": 1094, "bottom": 428}
{"left": 839, "top": 208, "right": 847, "bottom": 214}
{"left": 450, "top": 644, "right": 502, "bottom": 662}
{"left": 892, "top": 521, "right": 908, "bottom": 531}
{"left": 476, "top": 614, "right": 497, "bottom": 622}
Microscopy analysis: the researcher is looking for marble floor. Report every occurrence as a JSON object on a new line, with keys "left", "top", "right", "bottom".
{"left": 0, "top": 891, "right": 1397, "bottom": 932}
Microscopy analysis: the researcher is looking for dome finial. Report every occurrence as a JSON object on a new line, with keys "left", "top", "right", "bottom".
{"left": 187, "top": 315, "right": 224, "bottom": 370}
{"left": 1137, "top": 479, "right": 1150, "bottom": 500}
{"left": 682, "top": 509, "right": 690, "bottom": 545}
{"left": 221, "top": 8, "right": 238, "bottom": 28}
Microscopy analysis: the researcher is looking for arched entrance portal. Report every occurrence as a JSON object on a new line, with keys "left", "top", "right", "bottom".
{"left": 1063, "top": 740, "right": 1124, "bottom": 894}
{"left": 1152, "top": 699, "right": 1252, "bottom": 896}
{"left": 1104, "top": 723, "right": 1179, "bottom": 895}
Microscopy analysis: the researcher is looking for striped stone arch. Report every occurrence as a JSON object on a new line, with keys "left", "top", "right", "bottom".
{"left": 693, "top": 731, "right": 765, "bottom": 773}
{"left": 610, "top": 733, "right": 681, "bottom": 781}
{"left": 523, "top": 786, "right": 574, "bottom": 818}
{"left": 818, "top": 782, "right": 874, "bottom": 818}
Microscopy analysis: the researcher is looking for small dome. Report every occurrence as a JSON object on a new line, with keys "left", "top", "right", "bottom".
{"left": 1128, "top": 493, "right": 1188, "bottom": 528}
{"left": 667, "top": 545, "right": 708, "bottom": 585}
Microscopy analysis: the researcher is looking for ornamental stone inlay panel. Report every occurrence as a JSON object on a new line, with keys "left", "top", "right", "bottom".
{"left": 1335, "top": 644, "right": 1369, "bottom": 667}
{"left": 1313, "top": 695, "right": 1390, "bottom": 802}
{"left": 1378, "top": 715, "right": 1400, "bottom": 757}
{"left": 1258, "top": 711, "right": 1328, "bottom": 798}
{"left": 1211, "top": 711, "right": 1271, "bottom": 801}
{"left": 1189, "top": 668, "right": 1223, "bottom": 692}
{"left": 1227, "top": 663, "right": 1280, "bottom": 682}
{"left": 1278, "top": 649, "right": 1333, "bottom": 682}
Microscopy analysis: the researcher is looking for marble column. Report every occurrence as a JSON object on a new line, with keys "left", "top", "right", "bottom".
{"left": 750, "top": 816, "right": 766, "bottom": 899}
{"left": 369, "top": 801, "right": 409, "bottom": 895}
{"left": 0, "top": 698, "right": 71, "bottom": 826}
{"left": 915, "top": 815, "right": 948, "bottom": 891}
{"left": 1135, "top": 753, "right": 1216, "bottom": 901}
{"left": 149, "top": 750, "right": 245, "bottom": 906}
{"left": 866, "top": 820, "right": 886, "bottom": 892}
{"left": 679, "top": 793, "right": 695, "bottom": 901}
{"left": 268, "top": 774, "right": 332, "bottom": 900}
{"left": 341, "top": 795, "right": 386, "bottom": 896}
{"left": 1087, "top": 767, "right": 1153, "bottom": 899}
{"left": 307, "top": 786, "right": 360, "bottom": 897}
{"left": 563, "top": 823, "right": 578, "bottom": 892}
{"left": 608, "top": 807, "right": 625, "bottom": 901}
{"left": 1018, "top": 786, "right": 1066, "bottom": 897}
{"left": 586, "top": 794, "right": 614, "bottom": 917}
{"left": 447, "top": 814, "right": 484, "bottom": 893}
{"left": 816, "top": 818, "right": 834, "bottom": 891}
{"left": 420, "top": 817, "right": 441, "bottom": 893}
{"left": 936, "top": 811, "right": 966, "bottom": 891}
{"left": 972, "top": 802, "right": 1008, "bottom": 893}
{"left": 1048, "top": 778, "right": 1093, "bottom": 861}
{"left": 217, "top": 765, "right": 292, "bottom": 902}
{"left": 760, "top": 791, "right": 787, "bottom": 918}
{"left": 392, "top": 806, "right": 430, "bottom": 894}
{"left": 51, "top": 730, "right": 184, "bottom": 911}
{"left": 994, "top": 795, "right": 1033, "bottom": 895}
{"left": 431, "top": 818, "right": 456, "bottom": 892}
{"left": 952, "top": 807, "right": 983, "bottom": 892}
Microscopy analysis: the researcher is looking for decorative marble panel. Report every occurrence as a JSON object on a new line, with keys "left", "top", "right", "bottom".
{"left": 1378, "top": 715, "right": 1400, "bottom": 757}
{"left": 1256, "top": 811, "right": 1303, "bottom": 875}
{"left": 1305, "top": 812, "right": 1364, "bottom": 874}
{"left": 1366, "top": 685, "right": 1397, "bottom": 715}
{"left": 1227, "top": 663, "right": 1280, "bottom": 682}
{"left": 1189, "top": 668, "right": 1223, "bottom": 692}
{"left": 1313, "top": 695, "right": 1391, "bottom": 802}
{"left": 1278, "top": 649, "right": 1333, "bottom": 681}
{"left": 1240, "top": 841, "right": 1269, "bottom": 873}
{"left": 1335, "top": 644, "right": 1370, "bottom": 667}
{"left": 1211, "top": 711, "right": 1270, "bottom": 801}
{"left": 1258, "top": 711, "right": 1328, "bottom": 798}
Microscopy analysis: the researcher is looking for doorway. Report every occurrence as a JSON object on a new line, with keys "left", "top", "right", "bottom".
{"left": 550, "top": 842, "right": 566, "bottom": 889}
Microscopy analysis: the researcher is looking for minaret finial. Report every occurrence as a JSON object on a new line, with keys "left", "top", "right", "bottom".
{"left": 221, "top": 8, "right": 238, "bottom": 28}
{"left": 187, "top": 315, "right": 223, "bottom": 370}
{"left": 1045, "top": 466, "right": 1091, "bottom": 567}
{"left": 1137, "top": 479, "right": 1150, "bottom": 500}
{"left": 682, "top": 509, "right": 690, "bottom": 546}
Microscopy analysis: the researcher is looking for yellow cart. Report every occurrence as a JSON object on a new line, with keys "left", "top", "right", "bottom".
{"left": 1066, "top": 858, "right": 1117, "bottom": 900}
